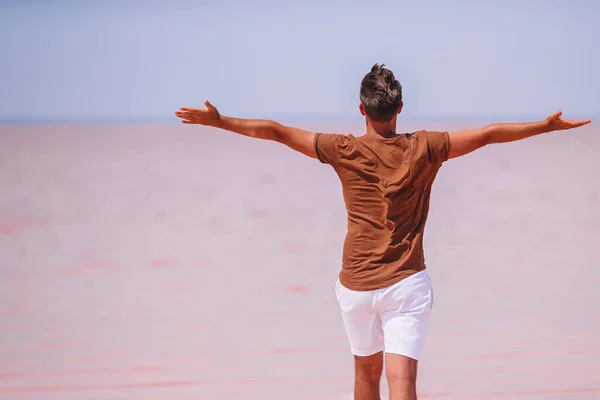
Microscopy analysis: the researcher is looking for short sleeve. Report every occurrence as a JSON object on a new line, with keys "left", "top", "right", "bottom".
{"left": 424, "top": 130, "right": 450, "bottom": 166}
{"left": 313, "top": 133, "right": 350, "bottom": 165}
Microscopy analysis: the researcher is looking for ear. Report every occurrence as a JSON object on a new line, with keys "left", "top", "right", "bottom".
{"left": 397, "top": 101, "right": 403, "bottom": 115}
{"left": 359, "top": 103, "right": 366, "bottom": 116}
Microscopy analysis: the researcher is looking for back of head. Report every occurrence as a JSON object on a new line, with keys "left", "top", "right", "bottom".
{"left": 360, "top": 63, "right": 403, "bottom": 122}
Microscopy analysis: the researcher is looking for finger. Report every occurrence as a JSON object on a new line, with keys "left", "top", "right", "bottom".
{"left": 205, "top": 100, "right": 217, "bottom": 111}
{"left": 574, "top": 120, "right": 592, "bottom": 127}
{"left": 564, "top": 119, "right": 591, "bottom": 127}
{"left": 177, "top": 111, "right": 202, "bottom": 118}
{"left": 174, "top": 112, "right": 193, "bottom": 119}
{"left": 180, "top": 107, "right": 200, "bottom": 112}
{"left": 181, "top": 120, "right": 196, "bottom": 124}
{"left": 548, "top": 111, "right": 562, "bottom": 121}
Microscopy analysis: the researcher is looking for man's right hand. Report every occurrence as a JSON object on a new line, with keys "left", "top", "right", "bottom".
{"left": 545, "top": 111, "right": 591, "bottom": 132}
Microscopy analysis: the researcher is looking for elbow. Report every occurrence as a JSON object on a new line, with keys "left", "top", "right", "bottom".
{"left": 268, "top": 121, "right": 284, "bottom": 142}
{"left": 252, "top": 120, "right": 279, "bottom": 141}
{"left": 481, "top": 125, "right": 494, "bottom": 146}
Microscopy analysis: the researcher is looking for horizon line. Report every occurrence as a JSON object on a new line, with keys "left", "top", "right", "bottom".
{"left": 1, "top": 113, "right": 596, "bottom": 125}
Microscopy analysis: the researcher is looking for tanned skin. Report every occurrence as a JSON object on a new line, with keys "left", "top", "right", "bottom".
{"left": 175, "top": 101, "right": 590, "bottom": 161}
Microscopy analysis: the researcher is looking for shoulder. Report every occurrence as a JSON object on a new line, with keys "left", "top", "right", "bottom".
{"left": 411, "top": 130, "right": 448, "bottom": 141}
{"left": 410, "top": 130, "right": 450, "bottom": 164}
{"left": 315, "top": 132, "right": 356, "bottom": 144}
{"left": 314, "top": 133, "right": 356, "bottom": 164}
{"left": 408, "top": 130, "right": 449, "bottom": 145}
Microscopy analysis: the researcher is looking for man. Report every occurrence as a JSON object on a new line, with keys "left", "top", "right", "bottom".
{"left": 175, "top": 64, "right": 591, "bottom": 400}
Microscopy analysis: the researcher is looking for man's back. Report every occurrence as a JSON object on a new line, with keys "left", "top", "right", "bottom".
{"left": 314, "top": 130, "right": 450, "bottom": 291}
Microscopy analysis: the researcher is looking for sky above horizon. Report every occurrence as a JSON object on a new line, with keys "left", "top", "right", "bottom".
{"left": 1, "top": 0, "right": 599, "bottom": 122}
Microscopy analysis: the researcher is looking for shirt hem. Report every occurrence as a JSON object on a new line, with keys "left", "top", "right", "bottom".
{"left": 338, "top": 267, "right": 427, "bottom": 292}
{"left": 313, "top": 133, "right": 327, "bottom": 164}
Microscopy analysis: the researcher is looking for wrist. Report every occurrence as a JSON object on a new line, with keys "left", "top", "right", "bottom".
{"left": 536, "top": 120, "right": 552, "bottom": 133}
{"left": 212, "top": 116, "right": 226, "bottom": 129}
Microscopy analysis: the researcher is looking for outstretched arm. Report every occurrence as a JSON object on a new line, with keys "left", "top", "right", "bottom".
{"left": 175, "top": 101, "right": 318, "bottom": 159}
{"left": 447, "top": 111, "right": 591, "bottom": 159}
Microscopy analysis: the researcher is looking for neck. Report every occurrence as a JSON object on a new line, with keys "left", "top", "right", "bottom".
{"left": 366, "top": 117, "right": 398, "bottom": 138}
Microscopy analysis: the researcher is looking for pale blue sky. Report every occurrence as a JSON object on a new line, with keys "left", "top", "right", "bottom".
{"left": 1, "top": 0, "right": 598, "bottom": 122}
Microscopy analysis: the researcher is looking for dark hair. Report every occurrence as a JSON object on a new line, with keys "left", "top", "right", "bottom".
{"left": 359, "top": 63, "right": 403, "bottom": 121}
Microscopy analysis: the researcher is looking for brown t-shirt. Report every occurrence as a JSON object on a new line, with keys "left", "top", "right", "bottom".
{"left": 314, "top": 130, "right": 450, "bottom": 291}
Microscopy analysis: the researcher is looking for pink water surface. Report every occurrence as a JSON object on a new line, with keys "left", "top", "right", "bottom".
{"left": 0, "top": 122, "right": 599, "bottom": 399}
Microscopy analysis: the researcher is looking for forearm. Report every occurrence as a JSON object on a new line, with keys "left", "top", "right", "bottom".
{"left": 213, "top": 115, "right": 317, "bottom": 158}
{"left": 215, "top": 116, "right": 279, "bottom": 141}
{"left": 483, "top": 120, "right": 550, "bottom": 144}
{"left": 447, "top": 111, "right": 588, "bottom": 160}
{"left": 176, "top": 102, "right": 318, "bottom": 158}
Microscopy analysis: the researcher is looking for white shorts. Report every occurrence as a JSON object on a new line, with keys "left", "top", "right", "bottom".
{"left": 335, "top": 270, "right": 433, "bottom": 360}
